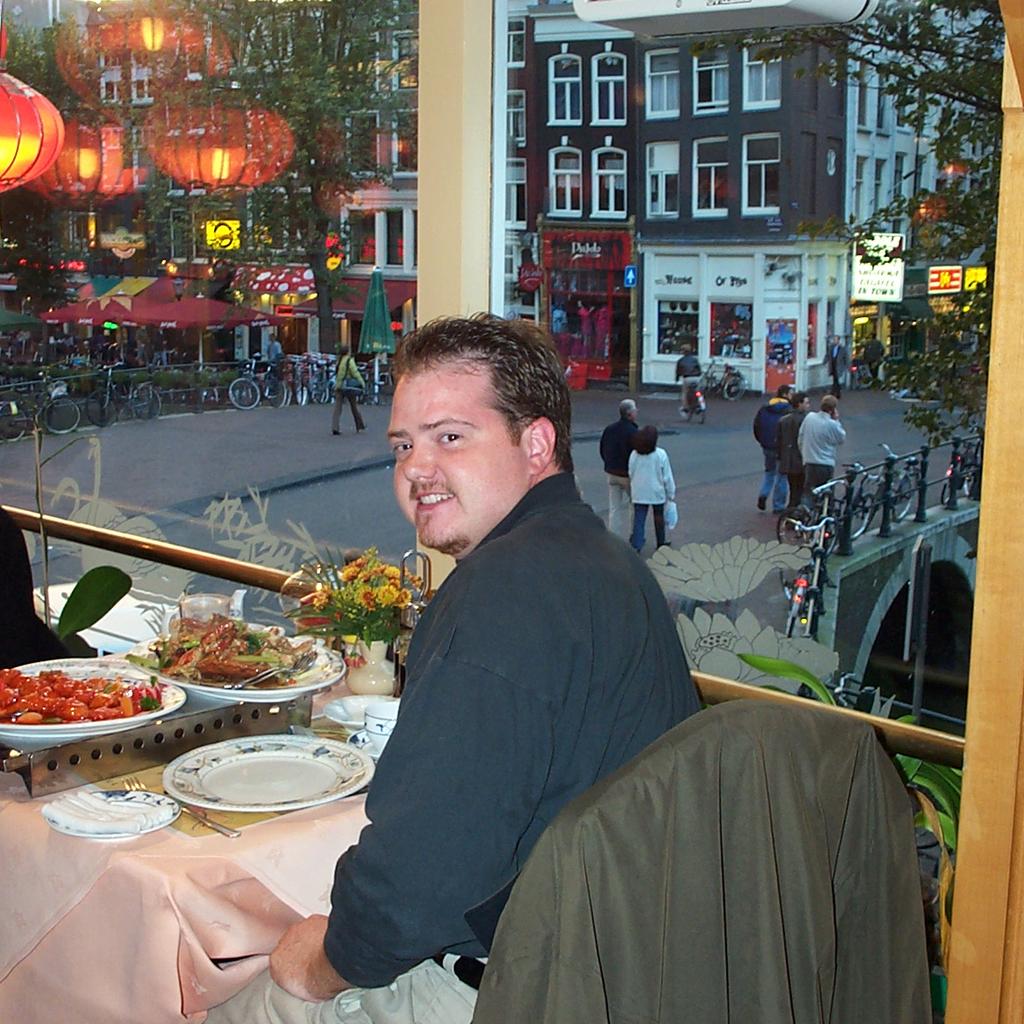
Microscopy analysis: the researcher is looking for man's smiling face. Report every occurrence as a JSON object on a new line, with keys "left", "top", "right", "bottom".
{"left": 388, "top": 363, "right": 554, "bottom": 559}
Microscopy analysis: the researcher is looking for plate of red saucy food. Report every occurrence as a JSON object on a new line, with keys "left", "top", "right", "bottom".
{"left": 0, "top": 659, "right": 186, "bottom": 743}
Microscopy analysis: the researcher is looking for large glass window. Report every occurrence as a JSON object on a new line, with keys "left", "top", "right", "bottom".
{"left": 742, "top": 133, "right": 780, "bottom": 214}
{"left": 657, "top": 300, "right": 698, "bottom": 355}
{"left": 645, "top": 50, "right": 680, "bottom": 119}
{"left": 507, "top": 17, "right": 525, "bottom": 68}
{"left": 549, "top": 147, "right": 582, "bottom": 216}
{"left": 710, "top": 302, "right": 753, "bottom": 359}
{"left": 694, "top": 137, "right": 729, "bottom": 217}
{"left": 591, "top": 52, "right": 626, "bottom": 125}
{"left": 592, "top": 148, "right": 626, "bottom": 217}
{"left": 549, "top": 54, "right": 582, "bottom": 125}
{"left": 694, "top": 48, "right": 729, "bottom": 114}
{"left": 647, "top": 142, "right": 679, "bottom": 218}
{"left": 385, "top": 210, "right": 404, "bottom": 266}
{"left": 742, "top": 47, "right": 781, "bottom": 109}
{"left": 348, "top": 210, "right": 376, "bottom": 265}
{"left": 394, "top": 111, "right": 417, "bottom": 174}
{"left": 506, "top": 158, "right": 526, "bottom": 227}
{"left": 507, "top": 89, "right": 526, "bottom": 147}
{"left": 394, "top": 33, "right": 418, "bottom": 91}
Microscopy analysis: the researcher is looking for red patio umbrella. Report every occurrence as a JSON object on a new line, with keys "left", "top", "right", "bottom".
{"left": 40, "top": 297, "right": 132, "bottom": 326}
{"left": 122, "top": 296, "right": 283, "bottom": 329}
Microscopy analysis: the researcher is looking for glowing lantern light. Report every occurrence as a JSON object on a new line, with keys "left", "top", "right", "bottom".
{"left": 0, "top": 70, "right": 65, "bottom": 193}
{"left": 139, "top": 16, "right": 165, "bottom": 53}
{"left": 145, "top": 105, "right": 294, "bottom": 191}
{"left": 27, "top": 120, "right": 142, "bottom": 203}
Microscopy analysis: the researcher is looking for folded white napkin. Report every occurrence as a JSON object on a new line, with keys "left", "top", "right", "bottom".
{"left": 42, "top": 790, "right": 177, "bottom": 837}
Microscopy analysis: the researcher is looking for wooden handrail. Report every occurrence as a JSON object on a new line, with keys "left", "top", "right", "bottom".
{"left": 5, "top": 503, "right": 964, "bottom": 768}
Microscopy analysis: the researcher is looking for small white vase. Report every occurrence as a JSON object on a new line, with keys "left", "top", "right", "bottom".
{"left": 346, "top": 639, "right": 395, "bottom": 696}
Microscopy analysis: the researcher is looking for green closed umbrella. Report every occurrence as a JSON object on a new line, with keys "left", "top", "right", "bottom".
{"left": 359, "top": 267, "right": 396, "bottom": 396}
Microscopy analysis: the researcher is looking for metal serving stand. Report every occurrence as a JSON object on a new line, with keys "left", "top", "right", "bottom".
{"left": 1, "top": 691, "right": 313, "bottom": 797}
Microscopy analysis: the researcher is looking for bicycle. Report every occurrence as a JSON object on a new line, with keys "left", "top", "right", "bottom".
{"left": 0, "top": 385, "right": 34, "bottom": 441}
{"left": 701, "top": 359, "right": 747, "bottom": 401}
{"left": 32, "top": 374, "right": 81, "bottom": 434}
{"left": 228, "top": 358, "right": 288, "bottom": 410}
{"left": 356, "top": 359, "right": 393, "bottom": 406}
{"left": 776, "top": 478, "right": 841, "bottom": 552}
{"left": 845, "top": 443, "right": 920, "bottom": 538}
{"left": 779, "top": 504, "right": 836, "bottom": 639}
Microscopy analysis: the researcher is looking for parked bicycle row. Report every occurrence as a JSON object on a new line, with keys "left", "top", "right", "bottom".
{"left": 0, "top": 353, "right": 394, "bottom": 440}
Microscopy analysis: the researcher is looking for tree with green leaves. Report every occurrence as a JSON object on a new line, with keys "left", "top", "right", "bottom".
{"left": 722, "top": 0, "right": 1003, "bottom": 440}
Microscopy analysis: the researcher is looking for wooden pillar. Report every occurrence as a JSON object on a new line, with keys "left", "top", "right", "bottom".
{"left": 946, "top": 17, "right": 1024, "bottom": 1022}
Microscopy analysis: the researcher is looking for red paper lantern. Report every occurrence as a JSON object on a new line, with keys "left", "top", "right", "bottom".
{"left": 27, "top": 119, "right": 143, "bottom": 203}
{"left": 145, "top": 104, "right": 294, "bottom": 191}
{"left": 0, "top": 71, "right": 65, "bottom": 193}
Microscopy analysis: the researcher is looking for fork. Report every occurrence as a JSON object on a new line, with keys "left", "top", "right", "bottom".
{"left": 123, "top": 776, "right": 241, "bottom": 838}
{"left": 218, "top": 649, "right": 319, "bottom": 689}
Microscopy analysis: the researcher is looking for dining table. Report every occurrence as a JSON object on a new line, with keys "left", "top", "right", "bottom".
{"left": 0, "top": 683, "right": 372, "bottom": 1023}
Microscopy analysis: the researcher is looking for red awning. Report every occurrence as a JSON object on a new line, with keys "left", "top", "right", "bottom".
{"left": 293, "top": 278, "right": 416, "bottom": 320}
{"left": 234, "top": 265, "right": 317, "bottom": 296}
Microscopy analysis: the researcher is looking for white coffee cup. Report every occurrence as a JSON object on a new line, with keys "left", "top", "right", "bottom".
{"left": 364, "top": 699, "right": 400, "bottom": 755}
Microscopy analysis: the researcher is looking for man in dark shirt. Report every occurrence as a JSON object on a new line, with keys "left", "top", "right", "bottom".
{"left": 598, "top": 397, "right": 638, "bottom": 539}
{"left": 209, "top": 315, "right": 700, "bottom": 1024}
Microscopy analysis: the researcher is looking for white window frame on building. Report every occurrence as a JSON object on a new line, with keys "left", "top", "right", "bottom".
{"left": 393, "top": 33, "right": 418, "bottom": 91}
{"left": 694, "top": 136, "right": 729, "bottom": 218}
{"left": 346, "top": 206, "right": 417, "bottom": 273}
{"left": 392, "top": 110, "right": 417, "bottom": 176}
{"left": 742, "top": 47, "right": 781, "bottom": 110}
{"left": 507, "top": 17, "right": 525, "bottom": 69}
{"left": 742, "top": 133, "right": 781, "bottom": 215}
{"left": 506, "top": 157, "right": 526, "bottom": 228}
{"left": 856, "top": 66, "right": 871, "bottom": 129}
{"left": 591, "top": 146, "right": 626, "bottom": 219}
{"left": 549, "top": 146, "right": 582, "bottom": 216}
{"left": 99, "top": 55, "right": 121, "bottom": 103}
{"left": 891, "top": 151, "right": 908, "bottom": 233}
{"left": 591, "top": 51, "right": 627, "bottom": 126}
{"left": 507, "top": 89, "right": 526, "bottom": 147}
{"left": 130, "top": 60, "right": 153, "bottom": 104}
{"left": 646, "top": 141, "right": 679, "bottom": 218}
{"left": 549, "top": 53, "right": 582, "bottom": 126}
{"left": 854, "top": 154, "right": 868, "bottom": 220}
{"left": 694, "top": 48, "right": 729, "bottom": 115}
{"left": 645, "top": 49, "right": 680, "bottom": 119}
{"left": 872, "top": 157, "right": 887, "bottom": 215}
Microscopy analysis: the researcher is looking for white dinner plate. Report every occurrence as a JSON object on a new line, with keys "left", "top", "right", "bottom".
{"left": 0, "top": 658, "right": 187, "bottom": 745}
{"left": 126, "top": 627, "right": 346, "bottom": 703}
{"left": 162, "top": 734, "right": 374, "bottom": 812}
{"left": 42, "top": 789, "right": 181, "bottom": 840}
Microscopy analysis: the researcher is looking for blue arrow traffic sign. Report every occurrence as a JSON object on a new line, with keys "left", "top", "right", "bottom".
{"left": 624, "top": 264, "right": 637, "bottom": 288}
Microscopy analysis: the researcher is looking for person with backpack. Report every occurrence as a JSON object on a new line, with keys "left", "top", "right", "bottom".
{"left": 332, "top": 344, "right": 367, "bottom": 435}
{"left": 753, "top": 384, "right": 794, "bottom": 513}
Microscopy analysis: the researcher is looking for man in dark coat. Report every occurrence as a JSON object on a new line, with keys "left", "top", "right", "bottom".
{"left": 599, "top": 398, "right": 639, "bottom": 539}
{"left": 776, "top": 391, "right": 810, "bottom": 509}
{"left": 827, "top": 335, "right": 849, "bottom": 397}
{"left": 753, "top": 384, "right": 793, "bottom": 513}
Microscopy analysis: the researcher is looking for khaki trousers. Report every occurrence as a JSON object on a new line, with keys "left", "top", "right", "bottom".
{"left": 606, "top": 473, "right": 632, "bottom": 539}
{"left": 205, "top": 960, "right": 476, "bottom": 1024}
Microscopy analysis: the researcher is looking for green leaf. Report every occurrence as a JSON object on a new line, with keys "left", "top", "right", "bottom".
{"left": 736, "top": 654, "right": 836, "bottom": 704}
{"left": 895, "top": 754, "right": 924, "bottom": 783}
{"left": 55, "top": 566, "right": 132, "bottom": 640}
{"left": 912, "top": 762, "right": 963, "bottom": 821}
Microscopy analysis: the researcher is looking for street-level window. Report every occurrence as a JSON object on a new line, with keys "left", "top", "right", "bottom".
{"left": 549, "top": 147, "right": 582, "bottom": 216}
{"left": 507, "top": 90, "right": 526, "bottom": 147}
{"left": 657, "top": 301, "right": 698, "bottom": 355}
{"left": 508, "top": 17, "right": 525, "bottom": 68}
{"left": 742, "top": 47, "right": 781, "bottom": 110}
{"left": 742, "top": 133, "right": 780, "bottom": 214}
{"left": 694, "top": 137, "right": 729, "bottom": 217}
{"left": 592, "top": 53, "right": 626, "bottom": 125}
{"left": 506, "top": 158, "right": 526, "bottom": 227}
{"left": 646, "top": 142, "right": 679, "bottom": 217}
{"left": 694, "top": 48, "right": 728, "bottom": 114}
{"left": 592, "top": 147, "right": 626, "bottom": 218}
{"left": 710, "top": 302, "right": 753, "bottom": 359}
{"left": 549, "top": 54, "right": 582, "bottom": 125}
{"left": 645, "top": 50, "right": 680, "bottom": 119}
{"left": 386, "top": 211, "right": 404, "bottom": 266}
{"left": 394, "top": 33, "right": 418, "bottom": 91}
{"left": 348, "top": 210, "right": 376, "bottom": 265}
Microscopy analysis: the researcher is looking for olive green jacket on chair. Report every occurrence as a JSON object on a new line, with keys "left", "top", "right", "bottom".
{"left": 473, "top": 702, "right": 930, "bottom": 1024}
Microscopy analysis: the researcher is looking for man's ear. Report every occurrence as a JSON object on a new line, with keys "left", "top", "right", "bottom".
{"left": 522, "top": 417, "right": 558, "bottom": 475}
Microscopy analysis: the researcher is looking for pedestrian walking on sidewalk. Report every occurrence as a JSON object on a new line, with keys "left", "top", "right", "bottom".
{"left": 332, "top": 344, "right": 367, "bottom": 435}
{"left": 599, "top": 398, "right": 639, "bottom": 539}
{"left": 628, "top": 425, "right": 676, "bottom": 552}
{"left": 777, "top": 391, "right": 810, "bottom": 509}
{"left": 798, "top": 394, "right": 846, "bottom": 502}
{"left": 827, "top": 336, "right": 849, "bottom": 398}
{"left": 753, "top": 384, "right": 793, "bottom": 513}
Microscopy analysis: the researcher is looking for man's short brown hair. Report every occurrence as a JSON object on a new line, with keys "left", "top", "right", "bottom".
{"left": 820, "top": 395, "right": 839, "bottom": 414}
{"left": 393, "top": 314, "right": 574, "bottom": 473}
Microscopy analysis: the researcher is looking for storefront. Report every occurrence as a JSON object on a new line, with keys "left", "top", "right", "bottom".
{"left": 641, "top": 246, "right": 847, "bottom": 393}
{"left": 537, "top": 221, "right": 634, "bottom": 381}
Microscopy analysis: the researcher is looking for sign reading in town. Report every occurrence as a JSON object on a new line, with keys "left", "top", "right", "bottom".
{"left": 851, "top": 233, "right": 905, "bottom": 303}
{"left": 928, "top": 265, "right": 963, "bottom": 295}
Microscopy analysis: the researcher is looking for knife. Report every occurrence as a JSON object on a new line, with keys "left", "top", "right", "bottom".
{"left": 178, "top": 801, "right": 241, "bottom": 838}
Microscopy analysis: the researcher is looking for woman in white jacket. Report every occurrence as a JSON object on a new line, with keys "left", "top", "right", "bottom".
{"left": 628, "top": 425, "right": 676, "bottom": 552}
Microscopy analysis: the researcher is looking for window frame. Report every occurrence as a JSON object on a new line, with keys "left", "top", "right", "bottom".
{"left": 741, "top": 132, "right": 781, "bottom": 215}
{"left": 548, "top": 146, "right": 582, "bottom": 217}
{"left": 645, "top": 49, "right": 680, "bottom": 120}
{"left": 693, "top": 136, "right": 729, "bottom": 219}
{"left": 591, "top": 146, "right": 627, "bottom": 219}
{"left": 742, "top": 47, "right": 781, "bottom": 111}
{"left": 507, "top": 17, "right": 525, "bottom": 69}
{"left": 646, "top": 141, "right": 680, "bottom": 219}
{"left": 393, "top": 32, "right": 418, "bottom": 91}
{"left": 506, "top": 157, "right": 527, "bottom": 228}
{"left": 591, "top": 52, "right": 627, "bottom": 126}
{"left": 548, "top": 54, "right": 582, "bottom": 126}
{"left": 693, "top": 48, "right": 729, "bottom": 115}
{"left": 507, "top": 89, "right": 526, "bottom": 147}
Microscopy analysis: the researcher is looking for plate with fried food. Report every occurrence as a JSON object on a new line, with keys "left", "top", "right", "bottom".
{"left": 125, "top": 615, "right": 345, "bottom": 702}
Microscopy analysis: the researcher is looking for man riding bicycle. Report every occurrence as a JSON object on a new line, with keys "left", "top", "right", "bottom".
{"left": 675, "top": 352, "right": 702, "bottom": 416}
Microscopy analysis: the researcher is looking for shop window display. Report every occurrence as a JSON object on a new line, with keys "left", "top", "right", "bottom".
{"left": 807, "top": 301, "right": 819, "bottom": 360}
{"left": 657, "top": 301, "right": 698, "bottom": 355}
{"left": 710, "top": 302, "right": 753, "bottom": 359}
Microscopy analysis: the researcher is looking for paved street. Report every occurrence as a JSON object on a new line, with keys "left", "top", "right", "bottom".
{"left": 1, "top": 383, "right": 928, "bottom": 574}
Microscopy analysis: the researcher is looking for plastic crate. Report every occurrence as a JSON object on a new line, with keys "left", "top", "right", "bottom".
{"left": 586, "top": 359, "right": 612, "bottom": 380}
{"left": 565, "top": 361, "right": 588, "bottom": 390}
